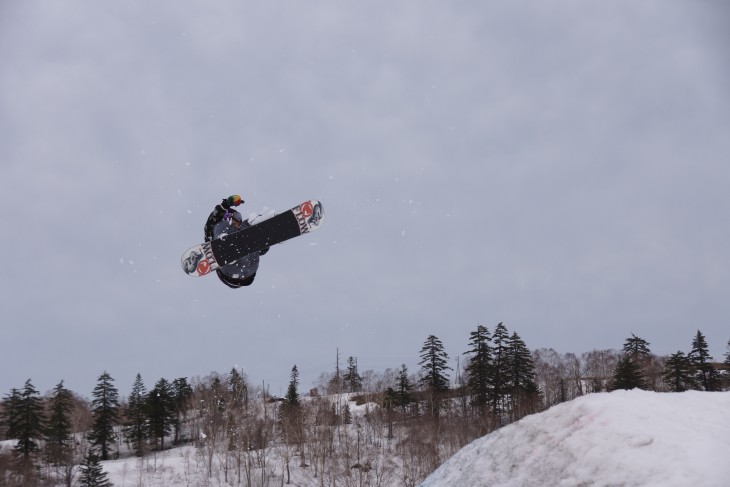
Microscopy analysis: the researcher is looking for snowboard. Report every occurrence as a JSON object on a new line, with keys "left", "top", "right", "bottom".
{"left": 181, "top": 199, "right": 324, "bottom": 277}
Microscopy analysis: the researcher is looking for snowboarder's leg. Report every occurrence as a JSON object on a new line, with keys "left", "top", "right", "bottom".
{"left": 215, "top": 270, "right": 256, "bottom": 288}
{"left": 216, "top": 270, "right": 243, "bottom": 288}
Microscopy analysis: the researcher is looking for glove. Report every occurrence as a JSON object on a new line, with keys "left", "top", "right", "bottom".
{"left": 224, "top": 195, "right": 243, "bottom": 208}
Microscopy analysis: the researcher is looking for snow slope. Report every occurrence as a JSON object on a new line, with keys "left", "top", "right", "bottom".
{"left": 421, "top": 390, "right": 730, "bottom": 487}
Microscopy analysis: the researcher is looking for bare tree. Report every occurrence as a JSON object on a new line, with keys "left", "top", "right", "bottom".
{"left": 582, "top": 349, "right": 619, "bottom": 393}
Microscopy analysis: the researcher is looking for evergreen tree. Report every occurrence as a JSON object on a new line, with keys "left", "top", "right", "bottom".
{"left": 489, "top": 323, "right": 511, "bottom": 421}
{"left": 285, "top": 365, "right": 301, "bottom": 407}
{"left": 464, "top": 325, "right": 492, "bottom": 411}
{"left": 394, "top": 364, "right": 414, "bottom": 413}
{"left": 663, "top": 351, "right": 693, "bottom": 392}
{"left": 14, "top": 379, "right": 46, "bottom": 460}
{"left": 225, "top": 369, "right": 246, "bottom": 452}
{"left": 281, "top": 365, "right": 303, "bottom": 454}
{"left": 210, "top": 377, "right": 226, "bottom": 412}
{"left": 147, "top": 378, "right": 176, "bottom": 451}
{"left": 227, "top": 368, "right": 248, "bottom": 411}
{"left": 623, "top": 333, "right": 651, "bottom": 359}
{"left": 171, "top": 377, "right": 192, "bottom": 445}
{"left": 342, "top": 402, "right": 352, "bottom": 424}
{"left": 78, "top": 451, "right": 112, "bottom": 487}
{"left": 123, "top": 374, "right": 148, "bottom": 456}
{"left": 383, "top": 387, "right": 396, "bottom": 409}
{"left": 611, "top": 334, "right": 652, "bottom": 389}
{"left": 419, "top": 335, "right": 452, "bottom": 417}
{"left": 343, "top": 356, "right": 363, "bottom": 393}
{"left": 88, "top": 371, "right": 120, "bottom": 461}
{"left": 382, "top": 387, "right": 397, "bottom": 438}
{"left": 723, "top": 340, "right": 730, "bottom": 390}
{"left": 45, "top": 380, "right": 74, "bottom": 466}
{"left": 688, "top": 330, "right": 720, "bottom": 391}
{"left": 0, "top": 387, "right": 22, "bottom": 441}
{"left": 419, "top": 335, "right": 451, "bottom": 392}
{"left": 608, "top": 356, "right": 645, "bottom": 390}
{"left": 506, "top": 331, "right": 540, "bottom": 417}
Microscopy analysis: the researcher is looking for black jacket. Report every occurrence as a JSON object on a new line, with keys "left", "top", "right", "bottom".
{"left": 204, "top": 199, "right": 234, "bottom": 242}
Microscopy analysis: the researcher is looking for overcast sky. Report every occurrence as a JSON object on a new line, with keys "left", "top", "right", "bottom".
{"left": 1, "top": 1, "right": 729, "bottom": 398}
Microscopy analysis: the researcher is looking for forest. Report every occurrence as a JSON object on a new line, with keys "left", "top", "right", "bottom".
{"left": 1, "top": 324, "right": 728, "bottom": 486}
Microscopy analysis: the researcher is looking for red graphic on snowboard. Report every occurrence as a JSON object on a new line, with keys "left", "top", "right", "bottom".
{"left": 300, "top": 201, "right": 314, "bottom": 218}
{"left": 197, "top": 259, "right": 211, "bottom": 276}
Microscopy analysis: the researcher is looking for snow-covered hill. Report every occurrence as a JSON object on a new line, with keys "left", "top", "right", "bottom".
{"left": 421, "top": 390, "right": 730, "bottom": 487}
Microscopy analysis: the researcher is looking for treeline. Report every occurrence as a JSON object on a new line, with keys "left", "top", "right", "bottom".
{"left": 0, "top": 372, "right": 195, "bottom": 486}
{"left": 1, "top": 324, "right": 728, "bottom": 486}
{"left": 532, "top": 329, "right": 728, "bottom": 407}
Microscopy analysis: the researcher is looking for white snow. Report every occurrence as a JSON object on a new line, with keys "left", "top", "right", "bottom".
{"left": 421, "top": 390, "right": 730, "bottom": 487}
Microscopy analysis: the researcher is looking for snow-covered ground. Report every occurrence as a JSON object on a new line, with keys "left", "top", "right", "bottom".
{"left": 94, "top": 390, "right": 730, "bottom": 486}
{"left": 3, "top": 390, "right": 727, "bottom": 486}
{"left": 421, "top": 390, "right": 730, "bottom": 487}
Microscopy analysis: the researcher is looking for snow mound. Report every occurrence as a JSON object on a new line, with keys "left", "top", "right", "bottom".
{"left": 421, "top": 390, "right": 730, "bottom": 487}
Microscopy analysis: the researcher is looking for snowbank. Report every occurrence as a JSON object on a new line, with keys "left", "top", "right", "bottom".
{"left": 421, "top": 390, "right": 730, "bottom": 487}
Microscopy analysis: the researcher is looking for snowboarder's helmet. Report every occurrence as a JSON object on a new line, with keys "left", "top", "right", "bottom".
{"left": 231, "top": 210, "right": 243, "bottom": 223}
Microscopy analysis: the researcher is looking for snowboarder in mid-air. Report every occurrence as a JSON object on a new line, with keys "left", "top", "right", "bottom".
{"left": 204, "top": 195, "right": 269, "bottom": 288}
{"left": 181, "top": 196, "right": 324, "bottom": 281}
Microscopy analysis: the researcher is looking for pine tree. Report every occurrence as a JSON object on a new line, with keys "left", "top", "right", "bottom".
{"left": 281, "top": 365, "right": 303, "bottom": 458}
{"left": 147, "top": 378, "right": 176, "bottom": 451}
{"left": 78, "top": 451, "right": 112, "bottom": 487}
{"left": 382, "top": 387, "right": 397, "bottom": 439}
{"left": 623, "top": 333, "right": 651, "bottom": 359}
{"left": 723, "top": 340, "right": 730, "bottom": 390}
{"left": 171, "top": 378, "right": 192, "bottom": 445}
{"left": 688, "top": 330, "right": 720, "bottom": 391}
{"left": 45, "top": 380, "right": 74, "bottom": 466}
{"left": 342, "top": 402, "right": 352, "bottom": 424}
{"left": 419, "top": 335, "right": 451, "bottom": 392}
{"left": 14, "top": 379, "right": 45, "bottom": 460}
{"left": 343, "top": 356, "right": 363, "bottom": 393}
{"left": 608, "top": 356, "right": 645, "bottom": 390}
{"left": 663, "top": 351, "right": 692, "bottom": 392}
{"left": 227, "top": 368, "right": 248, "bottom": 411}
{"left": 506, "top": 331, "right": 540, "bottom": 418}
{"left": 464, "top": 325, "right": 492, "bottom": 412}
{"left": 285, "top": 365, "right": 301, "bottom": 407}
{"left": 620, "top": 333, "right": 651, "bottom": 387}
{"left": 123, "top": 374, "right": 148, "bottom": 456}
{"left": 419, "top": 335, "right": 452, "bottom": 417}
{"left": 0, "top": 387, "right": 22, "bottom": 441}
{"left": 88, "top": 371, "right": 120, "bottom": 460}
{"left": 210, "top": 377, "right": 226, "bottom": 412}
{"left": 490, "top": 323, "right": 511, "bottom": 421}
{"left": 395, "top": 364, "right": 414, "bottom": 414}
